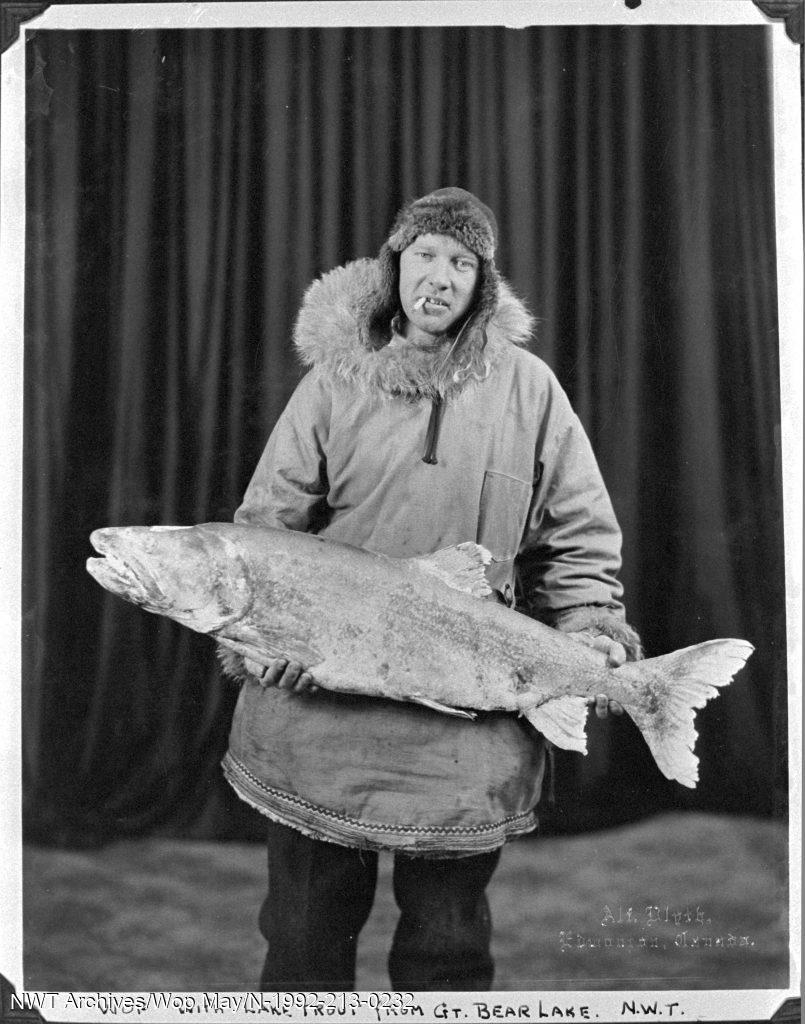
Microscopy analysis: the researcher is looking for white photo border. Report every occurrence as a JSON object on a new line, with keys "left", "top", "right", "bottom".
{"left": 1, "top": 2, "right": 801, "bottom": 1021}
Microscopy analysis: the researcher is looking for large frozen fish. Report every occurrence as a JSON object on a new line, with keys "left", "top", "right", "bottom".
{"left": 86, "top": 523, "right": 753, "bottom": 788}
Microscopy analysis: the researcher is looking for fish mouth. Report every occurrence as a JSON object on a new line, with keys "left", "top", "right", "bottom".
{"left": 86, "top": 529, "right": 167, "bottom": 611}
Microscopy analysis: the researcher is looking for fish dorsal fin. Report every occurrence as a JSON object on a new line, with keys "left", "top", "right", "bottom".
{"left": 411, "top": 542, "right": 493, "bottom": 598}
{"left": 522, "top": 696, "right": 590, "bottom": 754}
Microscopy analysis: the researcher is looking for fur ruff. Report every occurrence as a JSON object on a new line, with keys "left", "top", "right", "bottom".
{"left": 293, "top": 258, "right": 536, "bottom": 401}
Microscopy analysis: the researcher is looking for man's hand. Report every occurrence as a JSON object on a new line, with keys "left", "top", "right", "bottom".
{"left": 567, "top": 632, "right": 626, "bottom": 719}
{"left": 244, "top": 657, "right": 319, "bottom": 695}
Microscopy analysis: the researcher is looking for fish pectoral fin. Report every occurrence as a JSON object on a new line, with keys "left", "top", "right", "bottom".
{"left": 409, "top": 695, "right": 477, "bottom": 720}
{"left": 217, "top": 643, "right": 249, "bottom": 679}
{"left": 522, "top": 696, "right": 589, "bottom": 753}
{"left": 215, "top": 636, "right": 322, "bottom": 676}
{"left": 411, "top": 542, "right": 493, "bottom": 598}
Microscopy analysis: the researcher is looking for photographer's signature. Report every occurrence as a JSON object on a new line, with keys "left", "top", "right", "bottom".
{"left": 559, "top": 903, "right": 756, "bottom": 952}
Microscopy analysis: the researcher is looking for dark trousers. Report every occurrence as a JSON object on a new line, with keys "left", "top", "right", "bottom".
{"left": 258, "top": 820, "right": 501, "bottom": 992}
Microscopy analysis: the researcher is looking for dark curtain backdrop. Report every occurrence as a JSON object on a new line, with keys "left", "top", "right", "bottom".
{"left": 22, "top": 25, "right": 785, "bottom": 844}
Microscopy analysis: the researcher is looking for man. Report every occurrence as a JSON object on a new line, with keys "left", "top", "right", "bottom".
{"left": 221, "top": 188, "right": 642, "bottom": 992}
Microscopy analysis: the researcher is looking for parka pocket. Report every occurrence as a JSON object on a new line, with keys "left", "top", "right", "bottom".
{"left": 477, "top": 470, "right": 533, "bottom": 561}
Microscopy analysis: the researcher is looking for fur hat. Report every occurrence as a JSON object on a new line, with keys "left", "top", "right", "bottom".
{"left": 362, "top": 187, "right": 502, "bottom": 350}
{"left": 385, "top": 187, "right": 498, "bottom": 261}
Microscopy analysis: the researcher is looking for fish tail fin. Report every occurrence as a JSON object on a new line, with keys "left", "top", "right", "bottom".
{"left": 620, "top": 639, "right": 754, "bottom": 789}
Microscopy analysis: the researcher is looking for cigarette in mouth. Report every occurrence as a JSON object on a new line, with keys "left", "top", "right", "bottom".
{"left": 414, "top": 296, "right": 428, "bottom": 310}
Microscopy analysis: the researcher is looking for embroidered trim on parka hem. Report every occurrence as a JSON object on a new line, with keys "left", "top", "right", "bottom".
{"left": 221, "top": 752, "right": 538, "bottom": 858}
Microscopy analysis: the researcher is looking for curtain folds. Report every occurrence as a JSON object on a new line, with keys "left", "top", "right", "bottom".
{"left": 23, "top": 25, "right": 784, "bottom": 841}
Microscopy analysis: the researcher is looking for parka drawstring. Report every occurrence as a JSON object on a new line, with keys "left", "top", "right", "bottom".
{"left": 422, "top": 395, "right": 444, "bottom": 465}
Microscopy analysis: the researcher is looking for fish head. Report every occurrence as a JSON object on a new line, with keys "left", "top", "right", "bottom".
{"left": 86, "top": 524, "right": 252, "bottom": 633}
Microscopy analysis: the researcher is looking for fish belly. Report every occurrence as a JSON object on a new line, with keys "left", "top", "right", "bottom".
{"left": 230, "top": 539, "right": 609, "bottom": 712}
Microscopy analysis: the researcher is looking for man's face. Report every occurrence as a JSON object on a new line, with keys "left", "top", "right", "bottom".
{"left": 398, "top": 233, "right": 480, "bottom": 340}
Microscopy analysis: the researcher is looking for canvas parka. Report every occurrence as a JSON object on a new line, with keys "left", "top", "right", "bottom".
{"left": 222, "top": 258, "right": 642, "bottom": 857}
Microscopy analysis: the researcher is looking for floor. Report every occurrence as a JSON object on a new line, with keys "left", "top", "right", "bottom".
{"left": 20, "top": 811, "right": 790, "bottom": 992}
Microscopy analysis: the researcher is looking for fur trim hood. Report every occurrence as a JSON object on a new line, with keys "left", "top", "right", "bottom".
{"left": 293, "top": 258, "right": 536, "bottom": 401}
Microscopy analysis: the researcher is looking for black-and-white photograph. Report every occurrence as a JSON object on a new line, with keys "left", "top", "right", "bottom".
{"left": 1, "top": 1, "right": 801, "bottom": 1021}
